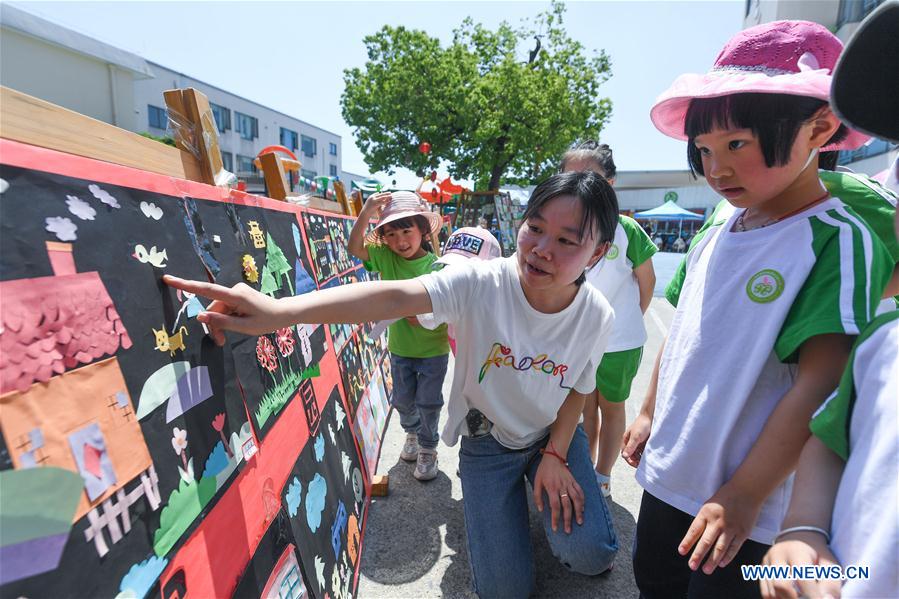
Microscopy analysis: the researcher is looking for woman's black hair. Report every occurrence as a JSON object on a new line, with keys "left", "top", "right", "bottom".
{"left": 684, "top": 93, "right": 848, "bottom": 176}
{"left": 380, "top": 215, "right": 433, "bottom": 252}
{"left": 521, "top": 171, "right": 619, "bottom": 285}
{"left": 559, "top": 140, "right": 617, "bottom": 180}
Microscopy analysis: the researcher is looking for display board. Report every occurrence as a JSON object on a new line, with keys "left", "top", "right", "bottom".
{"left": 0, "top": 139, "right": 391, "bottom": 599}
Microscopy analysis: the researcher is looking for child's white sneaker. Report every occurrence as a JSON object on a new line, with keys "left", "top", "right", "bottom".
{"left": 400, "top": 433, "right": 419, "bottom": 462}
{"left": 414, "top": 448, "right": 438, "bottom": 481}
{"left": 595, "top": 472, "right": 612, "bottom": 498}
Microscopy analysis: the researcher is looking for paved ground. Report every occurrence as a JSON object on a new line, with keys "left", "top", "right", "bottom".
{"left": 358, "top": 295, "right": 677, "bottom": 598}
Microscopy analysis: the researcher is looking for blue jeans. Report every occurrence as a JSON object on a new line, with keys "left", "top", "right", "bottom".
{"left": 389, "top": 353, "right": 449, "bottom": 450}
{"left": 459, "top": 425, "right": 619, "bottom": 598}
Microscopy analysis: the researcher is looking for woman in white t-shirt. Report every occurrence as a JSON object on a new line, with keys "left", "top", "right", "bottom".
{"left": 164, "top": 171, "right": 621, "bottom": 598}
{"left": 560, "top": 141, "right": 657, "bottom": 500}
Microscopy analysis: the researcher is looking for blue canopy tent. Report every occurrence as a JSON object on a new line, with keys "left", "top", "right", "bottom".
{"left": 633, "top": 200, "right": 705, "bottom": 238}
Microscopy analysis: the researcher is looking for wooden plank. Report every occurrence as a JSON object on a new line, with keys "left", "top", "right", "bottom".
{"left": 0, "top": 86, "right": 203, "bottom": 181}
{"left": 182, "top": 88, "right": 226, "bottom": 186}
{"left": 304, "top": 196, "right": 345, "bottom": 214}
{"left": 370, "top": 474, "right": 389, "bottom": 497}
{"left": 258, "top": 152, "right": 290, "bottom": 201}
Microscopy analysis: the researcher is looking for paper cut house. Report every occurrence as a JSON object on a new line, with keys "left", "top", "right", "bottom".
{"left": 0, "top": 241, "right": 158, "bottom": 556}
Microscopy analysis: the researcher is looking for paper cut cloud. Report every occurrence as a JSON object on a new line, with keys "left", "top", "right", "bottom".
{"left": 66, "top": 195, "right": 96, "bottom": 220}
{"left": 88, "top": 184, "right": 120, "bottom": 208}
{"left": 140, "top": 201, "right": 163, "bottom": 220}
{"left": 341, "top": 451, "right": 351, "bottom": 483}
{"left": 118, "top": 555, "right": 168, "bottom": 599}
{"left": 286, "top": 477, "right": 302, "bottom": 517}
{"left": 314, "top": 434, "right": 325, "bottom": 462}
{"left": 305, "top": 473, "right": 327, "bottom": 532}
{"left": 45, "top": 216, "right": 78, "bottom": 241}
{"left": 335, "top": 402, "right": 346, "bottom": 431}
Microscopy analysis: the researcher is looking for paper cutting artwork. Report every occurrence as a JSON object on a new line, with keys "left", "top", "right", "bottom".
{"left": 152, "top": 325, "right": 188, "bottom": 357}
{"left": 0, "top": 357, "right": 152, "bottom": 521}
{"left": 283, "top": 395, "right": 367, "bottom": 599}
{"left": 0, "top": 467, "right": 83, "bottom": 585}
{"left": 132, "top": 244, "right": 168, "bottom": 267}
{"left": 68, "top": 422, "right": 118, "bottom": 500}
{"left": 247, "top": 220, "right": 266, "bottom": 248}
{"left": 0, "top": 246, "right": 132, "bottom": 394}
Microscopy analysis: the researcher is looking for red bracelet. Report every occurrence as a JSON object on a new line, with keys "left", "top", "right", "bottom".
{"left": 539, "top": 440, "right": 569, "bottom": 468}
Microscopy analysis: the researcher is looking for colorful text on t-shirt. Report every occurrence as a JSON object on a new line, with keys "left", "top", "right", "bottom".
{"left": 478, "top": 342, "right": 570, "bottom": 389}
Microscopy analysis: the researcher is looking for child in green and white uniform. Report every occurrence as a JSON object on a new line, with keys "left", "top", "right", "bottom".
{"left": 761, "top": 310, "right": 898, "bottom": 598}
{"left": 621, "top": 21, "right": 893, "bottom": 598}
{"left": 560, "top": 141, "right": 657, "bottom": 498}
{"left": 666, "top": 168, "right": 899, "bottom": 310}
{"left": 761, "top": 7, "right": 898, "bottom": 597}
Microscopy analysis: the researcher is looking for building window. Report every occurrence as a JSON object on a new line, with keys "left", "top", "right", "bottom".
{"left": 237, "top": 154, "right": 257, "bottom": 174}
{"left": 280, "top": 128, "right": 299, "bottom": 151}
{"left": 148, "top": 105, "right": 167, "bottom": 130}
{"left": 837, "top": 137, "right": 893, "bottom": 165}
{"left": 235, "top": 112, "right": 258, "bottom": 140}
{"left": 210, "top": 103, "right": 231, "bottom": 133}
{"left": 301, "top": 169, "right": 317, "bottom": 180}
{"left": 837, "top": 0, "right": 884, "bottom": 30}
{"left": 329, "top": 142, "right": 338, "bottom": 156}
{"left": 220, "top": 151, "right": 233, "bottom": 172}
{"left": 329, "top": 164, "right": 338, "bottom": 177}
{"left": 301, "top": 135, "right": 317, "bottom": 157}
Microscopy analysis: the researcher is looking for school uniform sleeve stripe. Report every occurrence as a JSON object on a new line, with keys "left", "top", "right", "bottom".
{"left": 817, "top": 208, "right": 876, "bottom": 332}
{"left": 776, "top": 211, "right": 891, "bottom": 362}
{"left": 622, "top": 216, "right": 658, "bottom": 268}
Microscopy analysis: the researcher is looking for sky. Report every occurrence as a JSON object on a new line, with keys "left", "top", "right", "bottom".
{"left": 10, "top": 0, "right": 746, "bottom": 188}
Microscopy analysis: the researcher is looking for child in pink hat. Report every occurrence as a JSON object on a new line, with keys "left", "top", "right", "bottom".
{"left": 347, "top": 191, "right": 449, "bottom": 482}
{"left": 621, "top": 20, "right": 893, "bottom": 598}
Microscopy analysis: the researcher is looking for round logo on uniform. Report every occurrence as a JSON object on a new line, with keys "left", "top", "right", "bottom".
{"left": 746, "top": 269, "right": 785, "bottom": 303}
{"left": 606, "top": 244, "right": 619, "bottom": 260}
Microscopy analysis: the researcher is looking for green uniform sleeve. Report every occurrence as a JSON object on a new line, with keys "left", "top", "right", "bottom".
{"left": 820, "top": 169, "right": 899, "bottom": 263}
{"left": 809, "top": 310, "right": 899, "bottom": 460}
{"left": 621, "top": 216, "right": 658, "bottom": 268}
{"left": 664, "top": 200, "right": 733, "bottom": 307}
{"left": 775, "top": 208, "right": 893, "bottom": 362}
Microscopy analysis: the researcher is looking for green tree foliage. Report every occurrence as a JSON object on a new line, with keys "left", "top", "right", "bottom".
{"left": 341, "top": 1, "right": 612, "bottom": 190}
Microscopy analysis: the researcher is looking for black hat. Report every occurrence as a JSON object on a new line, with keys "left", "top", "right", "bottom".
{"left": 831, "top": 0, "right": 899, "bottom": 142}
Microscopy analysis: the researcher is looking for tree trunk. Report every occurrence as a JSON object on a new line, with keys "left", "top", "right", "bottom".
{"left": 488, "top": 165, "right": 503, "bottom": 191}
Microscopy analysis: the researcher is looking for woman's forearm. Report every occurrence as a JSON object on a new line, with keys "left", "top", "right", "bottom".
{"left": 280, "top": 279, "right": 432, "bottom": 325}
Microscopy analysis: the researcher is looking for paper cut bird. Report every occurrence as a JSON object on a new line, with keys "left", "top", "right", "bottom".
{"left": 133, "top": 244, "right": 168, "bottom": 268}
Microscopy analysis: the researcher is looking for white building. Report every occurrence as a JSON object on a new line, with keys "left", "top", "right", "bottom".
{"left": 1, "top": 4, "right": 354, "bottom": 186}
{"left": 1, "top": 3, "right": 152, "bottom": 132}
{"left": 744, "top": 0, "right": 896, "bottom": 176}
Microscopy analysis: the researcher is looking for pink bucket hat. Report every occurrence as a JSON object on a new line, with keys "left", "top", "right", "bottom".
{"left": 650, "top": 20, "right": 870, "bottom": 151}
{"left": 436, "top": 227, "right": 503, "bottom": 266}
{"left": 365, "top": 191, "right": 443, "bottom": 245}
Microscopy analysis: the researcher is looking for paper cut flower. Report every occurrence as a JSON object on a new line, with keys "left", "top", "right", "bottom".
{"left": 172, "top": 427, "right": 188, "bottom": 455}
{"left": 212, "top": 413, "right": 225, "bottom": 432}
{"left": 256, "top": 336, "right": 278, "bottom": 373}
{"left": 276, "top": 327, "right": 295, "bottom": 357}
{"left": 211, "top": 412, "right": 234, "bottom": 458}
{"left": 88, "top": 184, "right": 120, "bottom": 208}
{"left": 45, "top": 216, "right": 78, "bottom": 241}
{"left": 242, "top": 255, "right": 259, "bottom": 283}
{"left": 66, "top": 195, "right": 96, "bottom": 220}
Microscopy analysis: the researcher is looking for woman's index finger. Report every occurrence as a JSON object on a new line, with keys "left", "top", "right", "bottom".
{"left": 162, "top": 275, "right": 238, "bottom": 303}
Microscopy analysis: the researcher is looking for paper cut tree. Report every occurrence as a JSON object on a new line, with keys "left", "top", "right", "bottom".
{"left": 262, "top": 233, "right": 294, "bottom": 295}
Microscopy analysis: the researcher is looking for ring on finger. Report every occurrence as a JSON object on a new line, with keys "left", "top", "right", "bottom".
{"left": 560, "top": 492, "right": 569, "bottom": 498}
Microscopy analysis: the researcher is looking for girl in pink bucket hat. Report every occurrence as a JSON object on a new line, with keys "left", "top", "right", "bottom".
{"left": 623, "top": 20, "right": 894, "bottom": 599}
{"left": 347, "top": 190, "right": 449, "bottom": 482}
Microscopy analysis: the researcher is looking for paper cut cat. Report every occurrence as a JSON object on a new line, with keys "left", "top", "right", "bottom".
{"left": 153, "top": 326, "right": 188, "bottom": 356}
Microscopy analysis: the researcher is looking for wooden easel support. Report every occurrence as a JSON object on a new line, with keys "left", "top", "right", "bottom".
{"left": 163, "top": 88, "right": 226, "bottom": 187}
{"left": 370, "top": 474, "right": 389, "bottom": 497}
